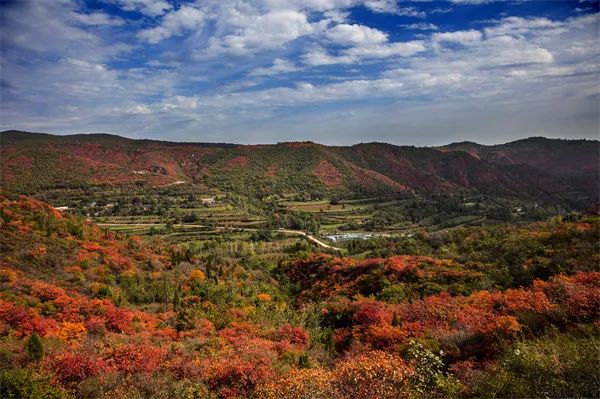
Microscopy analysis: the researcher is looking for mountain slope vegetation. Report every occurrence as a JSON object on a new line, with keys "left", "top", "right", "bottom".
{"left": 2, "top": 131, "right": 597, "bottom": 208}
{"left": 0, "top": 192, "right": 598, "bottom": 398}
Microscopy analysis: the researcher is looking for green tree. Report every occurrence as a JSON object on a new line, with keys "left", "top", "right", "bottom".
{"left": 172, "top": 288, "right": 181, "bottom": 309}
{"left": 391, "top": 311, "right": 400, "bottom": 327}
{"left": 298, "top": 353, "right": 311, "bottom": 369}
{"left": 174, "top": 308, "right": 195, "bottom": 332}
{"left": 25, "top": 333, "right": 43, "bottom": 363}
{"left": 0, "top": 369, "right": 64, "bottom": 399}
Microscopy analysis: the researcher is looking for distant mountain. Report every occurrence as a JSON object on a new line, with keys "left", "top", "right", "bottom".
{"left": 1, "top": 130, "right": 598, "bottom": 206}
{"left": 440, "top": 137, "right": 598, "bottom": 178}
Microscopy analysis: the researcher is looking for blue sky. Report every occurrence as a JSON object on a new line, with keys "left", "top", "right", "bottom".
{"left": 1, "top": 0, "right": 598, "bottom": 145}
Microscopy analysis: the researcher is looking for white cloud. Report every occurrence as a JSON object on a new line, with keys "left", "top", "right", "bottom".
{"left": 124, "top": 104, "right": 152, "bottom": 114}
{"left": 157, "top": 77, "right": 405, "bottom": 113}
{"left": 111, "top": 0, "right": 172, "bottom": 17}
{"left": 203, "top": 9, "right": 313, "bottom": 56}
{"left": 484, "top": 36, "right": 554, "bottom": 65}
{"left": 322, "top": 9, "right": 351, "bottom": 23}
{"left": 485, "top": 16, "right": 563, "bottom": 37}
{"left": 305, "top": 21, "right": 425, "bottom": 65}
{"left": 249, "top": 59, "right": 300, "bottom": 76}
{"left": 1, "top": 0, "right": 130, "bottom": 60}
{"left": 2, "top": 1, "right": 598, "bottom": 144}
{"left": 383, "top": 68, "right": 464, "bottom": 88}
{"left": 324, "top": 23, "right": 388, "bottom": 46}
{"left": 431, "top": 7, "right": 452, "bottom": 14}
{"left": 302, "top": 40, "right": 425, "bottom": 65}
{"left": 345, "top": 41, "right": 426, "bottom": 58}
{"left": 402, "top": 23, "right": 439, "bottom": 31}
{"left": 302, "top": 46, "right": 346, "bottom": 65}
{"left": 363, "top": 0, "right": 398, "bottom": 13}
{"left": 71, "top": 12, "right": 125, "bottom": 26}
{"left": 289, "top": 0, "right": 357, "bottom": 12}
{"left": 433, "top": 29, "right": 482, "bottom": 44}
{"left": 138, "top": 5, "right": 205, "bottom": 44}
{"left": 175, "top": 12, "right": 594, "bottom": 122}
{"left": 363, "top": 1, "right": 425, "bottom": 17}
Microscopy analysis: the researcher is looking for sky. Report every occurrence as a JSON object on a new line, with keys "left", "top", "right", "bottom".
{"left": 0, "top": 0, "right": 598, "bottom": 145}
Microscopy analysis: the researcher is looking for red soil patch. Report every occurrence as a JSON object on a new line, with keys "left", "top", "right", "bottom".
{"left": 226, "top": 156, "right": 249, "bottom": 168}
{"left": 313, "top": 160, "right": 343, "bottom": 188}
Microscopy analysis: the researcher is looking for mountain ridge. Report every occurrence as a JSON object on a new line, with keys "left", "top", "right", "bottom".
{"left": 3, "top": 130, "right": 597, "bottom": 148}
{"left": 1, "top": 130, "right": 598, "bottom": 207}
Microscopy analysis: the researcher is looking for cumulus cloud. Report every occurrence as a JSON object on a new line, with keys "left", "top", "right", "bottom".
{"left": 302, "top": 40, "right": 425, "bottom": 65}
{"left": 433, "top": 29, "right": 482, "bottom": 44}
{"left": 1, "top": 1, "right": 598, "bottom": 144}
{"left": 324, "top": 23, "right": 388, "bottom": 46}
{"left": 344, "top": 41, "right": 426, "bottom": 58}
{"left": 304, "top": 22, "right": 425, "bottom": 65}
{"left": 363, "top": 0, "right": 398, "bottom": 13}
{"left": 364, "top": 1, "right": 425, "bottom": 17}
{"left": 202, "top": 9, "right": 314, "bottom": 56}
{"left": 138, "top": 5, "right": 205, "bottom": 44}
{"left": 248, "top": 59, "right": 300, "bottom": 76}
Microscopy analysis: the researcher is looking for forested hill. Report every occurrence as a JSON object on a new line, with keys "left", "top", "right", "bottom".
{"left": 1, "top": 130, "right": 598, "bottom": 207}
{"left": 0, "top": 192, "right": 599, "bottom": 398}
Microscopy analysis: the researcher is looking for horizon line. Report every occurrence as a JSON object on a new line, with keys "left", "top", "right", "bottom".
{"left": 1, "top": 129, "right": 598, "bottom": 148}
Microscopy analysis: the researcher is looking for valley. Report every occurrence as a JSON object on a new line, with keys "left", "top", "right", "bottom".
{"left": 1, "top": 131, "right": 599, "bottom": 399}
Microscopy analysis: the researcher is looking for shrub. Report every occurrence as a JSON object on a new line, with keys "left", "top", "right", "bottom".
{"left": 0, "top": 368, "right": 66, "bottom": 399}
{"left": 25, "top": 332, "right": 44, "bottom": 362}
{"left": 406, "top": 340, "right": 462, "bottom": 399}
{"left": 470, "top": 331, "right": 600, "bottom": 398}
{"left": 44, "top": 351, "right": 112, "bottom": 386}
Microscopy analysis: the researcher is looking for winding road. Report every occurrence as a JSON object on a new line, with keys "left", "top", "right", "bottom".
{"left": 277, "top": 229, "right": 342, "bottom": 251}
{"left": 96, "top": 222, "right": 342, "bottom": 251}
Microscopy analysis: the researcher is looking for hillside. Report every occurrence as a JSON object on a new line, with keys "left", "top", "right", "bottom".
{"left": 1, "top": 131, "right": 598, "bottom": 207}
{"left": 1, "top": 193, "right": 599, "bottom": 398}
{"left": 441, "top": 137, "right": 599, "bottom": 177}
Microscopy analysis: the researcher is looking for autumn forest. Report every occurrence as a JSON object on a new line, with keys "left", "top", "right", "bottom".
{"left": 0, "top": 131, "right": 599, "bottom": 398}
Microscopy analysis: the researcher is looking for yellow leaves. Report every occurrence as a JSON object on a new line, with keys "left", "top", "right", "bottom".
{"left": 257, "top": 293, "right": 272, "bottom": 302}
{"left": 120, "top": 269, "right": 137, "bottom": 279}
{"left": 189, "top": 269, "right": 206, "bottom": 282}
{"left": 493, "top": 315, "right": 521, "bottom": 335}
{"left": 0, "top": 268, "right": 18, "bottom": 285}
{"left": 256, "top": 368, "right": 334, "bottom": 399}
{"left": 150, "top": 271, "right": 162, "bottom": 280}
{"left": 256, "top": 351, "right": 414, "bottom": 399}
{"left": 58, "top": 321, "right": 87, "bottom": 343}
